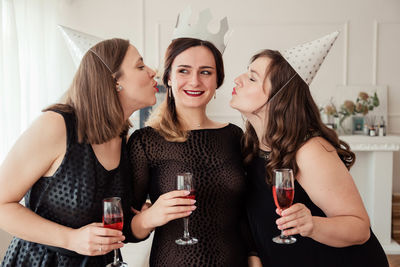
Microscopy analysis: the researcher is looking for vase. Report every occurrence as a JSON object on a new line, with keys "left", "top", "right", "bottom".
{"left": 338, "top": 116, "right": 352, "bottom": 135}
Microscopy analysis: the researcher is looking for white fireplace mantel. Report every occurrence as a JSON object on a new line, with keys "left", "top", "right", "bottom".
{"left": 341, "top": 135, "right": 400, "bottom": 152}
{"left": 340, "top": 135, "right": 400, "bottom": 254}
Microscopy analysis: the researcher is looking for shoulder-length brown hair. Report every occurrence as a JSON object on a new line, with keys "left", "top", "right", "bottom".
{"left": 146, "top": 38, "right": 225, "bottom": 142}
{"left": 242, "top": 49, "right": 355, "bottom": 183}
{"left": 44, "top": 38, "right": 130, "bottom": 144}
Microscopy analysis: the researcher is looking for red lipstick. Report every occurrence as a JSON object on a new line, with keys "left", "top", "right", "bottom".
{"left": 232, "top": 87, "right": 237, "bottom": 95}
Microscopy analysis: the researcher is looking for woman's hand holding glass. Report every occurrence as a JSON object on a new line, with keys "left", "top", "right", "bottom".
{"left": 276, "top": 203, "right": 314, "bottom": 238}
{"left": 140, "top": 190, "right": 196, "bottom": 229}
{"left": 68, "top": 222, "right": 125, "bottom": 256}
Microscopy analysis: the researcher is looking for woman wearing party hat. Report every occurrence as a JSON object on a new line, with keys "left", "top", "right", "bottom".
{"left": 128, "top": 7, "right": 250, "bottom": 267}
{"left": 230, "top": 32, "right": 388, "bottom": 267}
{"left": 0, "top": 35, "right": 158, "bottom": 266}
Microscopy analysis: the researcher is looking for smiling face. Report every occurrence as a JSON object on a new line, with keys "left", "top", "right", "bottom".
{"left": 116, "top": 45, "right": 157, "bottom": 111}
{"left": 230, "top": 56, "right": 272, "bottom": 115}
{"left": 168, "top": 45, "right": 218, "bottom": 109}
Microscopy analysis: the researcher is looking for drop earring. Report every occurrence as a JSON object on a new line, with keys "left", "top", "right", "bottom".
{"left": 214, "top": 91, "right": 216, "bottom": 99}
{"left": 168, "top": 87, "right": 171, "bottom": 98}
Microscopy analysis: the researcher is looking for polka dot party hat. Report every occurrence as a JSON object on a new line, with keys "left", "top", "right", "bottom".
{"left": 58, "top": 25, "right": 103, "bottom": 68}
{"left": 280, "top": 31, "right": 339, "bottom": 85}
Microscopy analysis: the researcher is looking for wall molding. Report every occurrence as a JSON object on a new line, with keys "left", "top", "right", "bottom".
{"left": 155, "top": 23, "right": 161, "bottom": 68}
{"left": 343, "top": 21, "right": 349, "bottom": 85}
{"left": 372, "top": 20, "right": 400, "bottom": 86}
{"left": 372, "top": 20, "right": 378, "bottom": 85}
{"left": 140, "top": 0, "right": 145, "bottom": 56}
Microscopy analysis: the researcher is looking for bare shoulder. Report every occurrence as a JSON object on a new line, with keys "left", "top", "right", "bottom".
{"left": 19, "top": 111, "right": 67, "bottom": 156}
{"left": 36, "top": 111, "right": 66, "bottom": 134}
{"left": 0, "top": 111, "right": 67, "bottom": 197}
{"left": 295, "top": 137, "right": 347, "bottom": 176}
{"left": 297, "top": 137, "right": 335, "bottom": 160}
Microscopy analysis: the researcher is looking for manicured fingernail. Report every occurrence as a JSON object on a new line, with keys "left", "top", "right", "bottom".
{"left": 184, "top": 191, "right": 190, "bottom": 195}
{"left": 191, "top": 206, "right": 197, "bottom": 210}
{"left": 191, "top": 200, "right": 196, "bottom": 204}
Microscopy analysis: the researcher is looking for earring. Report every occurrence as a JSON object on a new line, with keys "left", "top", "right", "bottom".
{"left": 168, "top": 87, "right": 171, "bottom": 98}
{"left": 214, "top": 91, "right": 216, "bottom": 99}
{"left": 117, "top": 85, "right": 123, "bottom": 92}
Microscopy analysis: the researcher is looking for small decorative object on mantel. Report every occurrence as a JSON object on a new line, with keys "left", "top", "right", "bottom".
{"left": 320, "top": 98, "right": 339, "bottom": 130}
{"left": 320, "top": 92, "right": 380, "bottom": 135}
{"left": 339, "top": 91, "right": 380, "bottom": 135}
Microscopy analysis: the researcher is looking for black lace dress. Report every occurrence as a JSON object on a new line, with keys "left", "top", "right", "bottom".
{"left": 1, "top": 110, "right": 135, "bottom": 267}
{"left": 246, "top": 151, "right": 389, "bottom": 267}
{"left": 128, "top": 124, "right": 249, "bottom": 267}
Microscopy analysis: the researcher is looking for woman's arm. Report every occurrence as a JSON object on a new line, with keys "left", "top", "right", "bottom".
{"left": 276, "top": 137, "right": 370, "bottom": 247}
{"left": 248, "top": 256, "right": 263, "bottom": 267}
{"left": 0, "top": 112, "right": 124, "bottom": 255}
{"left": 127, "top": 130, "right": 196, "bottom": 239}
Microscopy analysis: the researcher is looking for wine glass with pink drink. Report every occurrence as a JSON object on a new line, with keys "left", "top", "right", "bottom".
{"left": 272, "top": 169, "right": 296, "bottom": 244}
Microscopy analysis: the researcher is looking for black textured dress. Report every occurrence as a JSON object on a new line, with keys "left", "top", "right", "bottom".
{"left": 128, "top": 124, "right": 248, "bottom": 267}
{"left": 1, "top": 110, "right": 135, "bottom": 267}
{"left": 246, "top": 151, "right": 389, "bottom": 267}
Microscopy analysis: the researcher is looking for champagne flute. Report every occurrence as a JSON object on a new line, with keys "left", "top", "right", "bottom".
{"left": 175, "top": 172, "right": 198, "bottom": 245}
{"left": 272, "top": 169, "right": 297, "bottom": 244}
{"left": 103, "top": 197, "right": 128, "bottom": 267}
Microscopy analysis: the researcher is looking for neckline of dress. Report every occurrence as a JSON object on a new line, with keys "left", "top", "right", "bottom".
{"left": 88, "top": 137, "right": 124, "bottom": 173}
{"left": 189, "top": 123, "right": 231, "bottom": 132}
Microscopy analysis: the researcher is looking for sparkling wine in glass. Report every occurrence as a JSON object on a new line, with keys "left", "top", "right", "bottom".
{"left": 272, "top": 169, "right": 297, "bottom": 244}
{"left": 175, "top": 172, "right": 198, "bottom": 245}
{"left": 103, "top": 197, "right": 128, "bottom": 267}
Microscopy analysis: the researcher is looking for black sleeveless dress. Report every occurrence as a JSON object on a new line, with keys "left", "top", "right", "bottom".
{"left": 127, "top": 125, "right": 249, "bottom": 267}
{"left": 1, "top": 110, "right": 135, "bottom": 267}
{"left": 246, "top": 151, "right": 389, "bottom": 267}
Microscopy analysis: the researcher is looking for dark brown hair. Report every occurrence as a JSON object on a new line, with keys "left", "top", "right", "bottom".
{"left": 44, "top": 38, "right": 130, "bottom": 144}
{"left": 242, "top": 49, "right": 355, "bottom": 183}
{"left": 146, "top": 38, "right": 225, "bottom": 142}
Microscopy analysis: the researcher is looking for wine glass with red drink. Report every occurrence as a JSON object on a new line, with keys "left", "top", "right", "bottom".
{"left": 175, "top": 172, "right": 198, "bottom": 245}
{"left": 103, "top": 197, "right": 128, "bottom": 267}
{"left": 272, "top": 169, "right": 297, "bottom": 244}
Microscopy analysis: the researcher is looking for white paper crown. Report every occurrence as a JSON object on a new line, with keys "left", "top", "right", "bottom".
{"left": 172, "top": 7, "right": 229, "bottom": 53}
{"left": 280, "top": 31, "right": 339, "bottom": 85}
{"left": 58, "top": 25, "right": 103, "bottom": 67}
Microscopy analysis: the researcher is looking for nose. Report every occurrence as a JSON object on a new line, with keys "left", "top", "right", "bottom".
{"left": 234, "top": 74, "right": 242, "bottom": 87}
{"left": 189, "top": 72, "right": 200, "bottom": 87}
{"left": 147, "top": 66, "right": 156, "bottom": 78}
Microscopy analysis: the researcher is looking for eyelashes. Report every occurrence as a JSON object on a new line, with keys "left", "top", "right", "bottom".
{"left": 177, "top": 69, "right": 213, "bottom": 75}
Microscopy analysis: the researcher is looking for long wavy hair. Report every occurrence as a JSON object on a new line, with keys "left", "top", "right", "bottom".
{"left": 242, "top": 49, "right": 355, "bottom": 183}
{"left": 146, "top": 38, "right": 224, "bottom": 142}
{"left": 44, "top": 38, "right": 130, "bottom": 144}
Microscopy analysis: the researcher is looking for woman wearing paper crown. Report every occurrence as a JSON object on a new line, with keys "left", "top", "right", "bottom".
{"left": 230, "top": 32, "right": 389, "bottom": 267}
{"left": 128, "top": 7, "right": 251, "bottom": 267}
{"left": 0, "top": 34, "right": 158, "bottom": 266}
